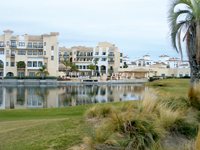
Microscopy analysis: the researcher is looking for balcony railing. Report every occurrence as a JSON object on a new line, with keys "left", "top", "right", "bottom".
{"left": 63, "top": 54, "right": 69, "bottom": 56}
{"left": 108, "top": 54, "right": 115, "bottom": 56}
{"left": 59, "top": 54, "right": 62, "bottom": 56}
{"left": 0, "top": 45, "right": 4, "bottom": 47}
{"left": 10, "top": 45, "right": 17, "bottom": 48}
{"left": 108, "top": 61, "right": 115, "bottom": 63}
{"left": 27, "top": 46, "right": 43, "bottom": 49}
{"left": 11, "top": 54, "right": 15, "bottom": 57}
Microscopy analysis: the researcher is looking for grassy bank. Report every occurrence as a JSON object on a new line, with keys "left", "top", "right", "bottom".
{"left": 144, "top": 79, "right": 190, "bottom": 97}
{"left": 0, "top": 102, "right": 135, "bottom": 149}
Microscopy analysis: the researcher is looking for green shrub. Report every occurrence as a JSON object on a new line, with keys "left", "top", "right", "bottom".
{"left": 3, "top": 76, "right": 60, "bottom": 79}
{"left": 187, "top": 86, "right": 200, "bottom": 110}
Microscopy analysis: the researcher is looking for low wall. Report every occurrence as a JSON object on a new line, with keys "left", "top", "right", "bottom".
{"left": 0, "top": 79, "right": 57, "bottom": 85}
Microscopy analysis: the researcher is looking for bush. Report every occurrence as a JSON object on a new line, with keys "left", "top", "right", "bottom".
{"left": 187, "top": 86, "right": 200, "bottom": 110}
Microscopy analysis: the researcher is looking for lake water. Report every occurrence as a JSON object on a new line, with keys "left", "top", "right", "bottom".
{"left": 0, "top": 84, "right": 153, "bottom": 109}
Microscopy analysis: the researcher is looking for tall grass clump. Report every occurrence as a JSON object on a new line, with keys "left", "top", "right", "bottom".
{"left": 83, "top": 126, "right": 118, "bottom": 149}
{"left": 188, "top": 86, "right": 200, "bottom": 110}
{"left": 85, "top": 104, "right": 115, "bottom": 118}
{"left": 85, "top": 105, "right": 100, "bottom": 118}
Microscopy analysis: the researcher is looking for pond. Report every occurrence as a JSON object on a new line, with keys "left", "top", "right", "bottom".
{"left": 0, "top": 84, "right": 153, "bottom": 109}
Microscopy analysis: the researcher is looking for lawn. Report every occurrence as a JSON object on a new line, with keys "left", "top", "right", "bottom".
{"left": 0, "top": 79, "right": 191, "bottom": 149}
{"left": 145, "top": 79, "right": 190, "bottom": 97}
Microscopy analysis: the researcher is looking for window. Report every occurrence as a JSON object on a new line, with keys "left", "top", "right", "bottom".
{"left": 44, "top": 51, "right": 46, "bottom": 55}
{"left": 179, "top": 74, "right": 183, "bottom": 77}
{"left": 83, "top": 66, "right": 86, "bottom": 69}
{"left": 95, "top": 52, "right": 99, "bottom": 55}
{"left": 87, "top": 52, "right": 90, "bottom": 56}
{"left": 33, "top": 51, "right": 37, "bottom": 55}
{"left": 18, "top": 51, "right": 26, "bottom": 55}
{"left": 109, "top": 52, "right": 114, "bottom": 56}
{"left": 74, "top": 52, "right": 76, "bottom": 55}
{"left": 11, "top": 42, "right": 16, "bottom": 47}
{"left": 80, "top": 66, "right": 82, "bottom": 69}
{"left": 33, "top": 62, "right": 37, "bottom": 67}
{"left": 110, "top": 66, "right": 113, "bottom": 70}
{"left": 87, "top": 58, "right": 90, "bottom": 61}
{"left": 44, "top": 63, "right": 47, "bottom": 67}
{"left": 39, "top": 51, "right": 43, "bottom": 55}
{"left": 6, "top": 62, "right": 8, "bottom": 66}
{"left": 102, "top": 52, "right": 106, "bottom": 55}
{"left": 171, "top": 74, "right": 174, "bottom": 77}
{"left": 84, "top": 52, "right": 86, "bottom": 56}
{"left": 110, "top": 58, "right": 113, "bottom": 62}
{"left": 51, "top": 46, "right": 54, "bottom": 50}
{"left": 88, "top": 72, "right": 92, "bottom": 76}
{"left": 64, "top": 52, "right": 67, "bottom": 56}
{"left": 120, "top": 59, "right": 122, "bottom": 63}
{"left": 27, "top": 62, "right": 32, "bottom": 67}
{"left": 95, "top": 58, "right": 99, "bottom": 61}
{"left": 29, "top": 72, "right": 35, "bottom": 76}
{"left": 19, "top": 42, "right": 25, "bottom": 46}
{"left": 80, "top": 58, "right": 83, "bottom": 61}
{"left": 11, "top": 51, "right": 15, "bottom": 55}
{"left": 11, "top": 62, "right": 15, "bottom": 67}
{"left": 102, "top": 58, "right": 107, "bottom": 61}
{"left": 70, "top": 52, "right": 72, "bottom": 55}
{"left": 120, "top": 53, "right": 123, "bottom": 57}
{"left": 0, "top": 51, "right": 4, "bottom": 54}
{"left": 91, "top": 52, "right": 93, "bottom": 56}
{"left": 7, "top": 41, "right": 9, "bottom": 46}
{"left": 147, "top": 62, "right": 149, "bottom": 65}
{"left": 28, "top": 51, "right": 32, "bottom": 55}
{"left": 51, "top": 56, "right": 54, "bottom": 60}
{"left": 81, "top": 72, "right": 85, "bottom": 76}
{"left": 33, "top": 43, "right": 37, "bottom": 48}
{"left": 39, "top": 43, "right": 43, "bottom": 48}
{"left": 18, "top": 72, "right": 24, "bottom": 77}
{"left": 0, "top": 42, "right": 4, "bottom": 47}
{"left": 7, "top": 50, "right": 9, "bottom": 54}
{"left": 38, "top": 62, "right": 42, "bottom": 67}
{"left": 28, "top": 43, "right": 32, "bottom": 48}
{"left": 64, "top": 57, "right": 66, "bottom": 61}
{"left": 44, "top": 42, "right": 46, "bottom": 46}
{"left": 80, "top": 52, "right": 83, "bottom": 56}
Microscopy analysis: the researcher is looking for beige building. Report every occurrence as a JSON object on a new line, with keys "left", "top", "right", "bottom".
{"left": 114, "top": 64, "right": 190, "bottom": 79}
{"left": 0, "top": 29, "right": 60, "bottom": 77}
{"left": 59, "top": 42, "right": 123, "bottom": 76}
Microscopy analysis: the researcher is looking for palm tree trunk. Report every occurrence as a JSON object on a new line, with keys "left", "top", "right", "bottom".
{"left": 188, "top": 27, "right": 199, "bottom": 86}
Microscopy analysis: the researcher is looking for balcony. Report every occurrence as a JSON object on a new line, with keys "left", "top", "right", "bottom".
{"left": 11, "top": 54, "right": 15, "bottom": 57}
{"left": 63, "top": 54, "right": 69, "bottom": 56}
{"left": 59, "top": 54, "right": 63, "bottom": 56}
{"left": 108, "top": 61, "right": 115, "bottom": 63}
{"left": 27, "top": 46, "right": 43, "bottom": 49}
{"left": 10, "top": 45, "right": 17, "bottom": 48}
{"left": 76, "top": 55, "right": 92, "bottom": 57}
{"left": 108, "top": 54, "right": 114, "bottom": 56}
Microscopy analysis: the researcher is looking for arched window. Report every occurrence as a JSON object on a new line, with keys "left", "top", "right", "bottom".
{"left": 6, "top": 72, "right": 14, "bottom": 77}
{"left": 51, "top": 46, "right": 54, "bottom": 50}
{"left": 80, "top": 52, "right": 83, "bottom": 56}
{"left": 87, "top": 52, "right": 90, "bottom": 56}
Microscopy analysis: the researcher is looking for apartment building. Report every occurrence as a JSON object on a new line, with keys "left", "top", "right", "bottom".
{"left": 0, "top": 29, "right": 59, "bottom": 77}
{"left": 59, "top": 42, "right": 123, "bottom": 76}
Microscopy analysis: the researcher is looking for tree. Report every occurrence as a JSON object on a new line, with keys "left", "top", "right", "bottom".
{"left": 62, "top": 61, "right": 71, "bottom": 76}
{"left": 70, "top": 63, "right": 79, "bottom": 77}
{"left": 94, "top": 59, "right": 98, "bottom": 76}
{"left": 123, "top": 64, "right": 128, "bottom": 68}
{"left": 167, "top": 65, "right": 170, "bottom": 68}
{"left": 88, "top": 64, "right": 95, "bottom": 76}
{"left": 168, "top": 0, "right": 200, "bottom": 86}
{"left": 0, "top": 63, "right": 3, "bottom": 68}
{"left": 36, "top": 65, "right": 49, "bottom": 79}
{"left": 16, "top": 61, "right": 26, "bottom": 79}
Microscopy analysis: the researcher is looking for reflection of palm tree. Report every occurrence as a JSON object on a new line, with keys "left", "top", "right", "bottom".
{"left": 35, "top": 88, "right": 49, "bottom": 108}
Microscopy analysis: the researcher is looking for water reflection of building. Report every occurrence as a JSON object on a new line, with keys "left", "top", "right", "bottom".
{"left": 0, "top": 85, "right": 152, "bottom": 109}
{"left": 57, "top": 84, "right": 151, "bottom": 106}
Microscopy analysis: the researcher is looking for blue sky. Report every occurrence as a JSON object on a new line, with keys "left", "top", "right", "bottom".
{"left": 0, "top": 0, "right": 188, "bottom": 61}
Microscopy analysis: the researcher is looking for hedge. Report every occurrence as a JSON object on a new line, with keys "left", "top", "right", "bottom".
{"left": 3, "top": 76, "right": 61, "bottom": 79}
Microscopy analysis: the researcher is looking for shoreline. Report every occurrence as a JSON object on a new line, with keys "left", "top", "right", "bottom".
{"left": 0, "top": 79, "right": 148, "bottom": 86}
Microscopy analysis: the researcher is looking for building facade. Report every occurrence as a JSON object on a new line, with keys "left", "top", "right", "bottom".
{"left": 0, "top": 29, "right": 59, "bottom": 78}
{"left": 59, "top": 42, "right": 123, "bottom": 76}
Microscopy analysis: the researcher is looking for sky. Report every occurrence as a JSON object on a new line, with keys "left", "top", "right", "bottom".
{"left": 0, "top": 0, "right": 188, "bottom": 61}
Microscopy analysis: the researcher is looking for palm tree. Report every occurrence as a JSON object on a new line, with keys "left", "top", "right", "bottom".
{"left": 123, "top": 64, "right": 128, "bottom": 68}
{"left": 94, "top": 59, "right": 98, "bottom": 76}
{"left": 70, "top": 63, "right": 79, "bottom": 77}
{"left": 88, "top": 64, "right": 95, "bottom": 76}
{"left": 62, "top": 61, "right": 71, "bottom": 76}
{"left": 16, "top": 61, "right": 26, "bottom": 79}
{"left": 36, "top": 65, "right": 49, "bottom": 79}
{"left": 168, "top": 0, "right": 200, "bottom": 86}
